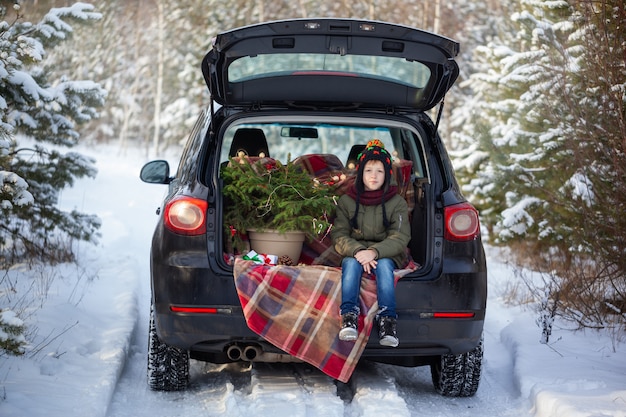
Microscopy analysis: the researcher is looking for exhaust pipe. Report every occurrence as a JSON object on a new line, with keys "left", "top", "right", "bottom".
{"left": 243, "top": 345, "right": 262, "bottom": 361}
{"left": 229, "top": 343, "right": 298, "bottom": 362}
{"left": 226, "top": 344, "right": 242, "bottom": 361}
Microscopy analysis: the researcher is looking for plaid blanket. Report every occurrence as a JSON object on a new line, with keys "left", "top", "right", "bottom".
{"left": 233, "top": 258, "right": 416, "bottom": 382}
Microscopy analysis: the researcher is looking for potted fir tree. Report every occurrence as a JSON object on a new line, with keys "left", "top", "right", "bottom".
{"left": 222, "top": 157, "right": 337, "bottom": 263}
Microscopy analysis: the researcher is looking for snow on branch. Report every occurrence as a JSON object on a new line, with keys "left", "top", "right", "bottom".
{"left": 562, "top": 171, "right": 594, "bottom": 206}
{"left": 499, "top": 195, "right": 541, "bottom": 239}
{"left": 36, "top": 3, "right": 102, "bottom": 42}
{"left": 0, "top": 170, "right": 34, "bottom": 209}
{"left": 8, "top": 70, "right": 52, "bottom": 102}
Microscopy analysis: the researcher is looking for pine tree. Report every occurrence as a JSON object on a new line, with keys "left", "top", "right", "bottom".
{"left": 456, "top": 0, "right": 625, "bottom": 332}
{"left": 0, "top": 3, "right": 105, "bottom": 267}
{"left": 447, "top": 2, "right": 519, "bottom": 238}
{"left": 454, "top": 0, "right": 579, "bottom": 247}
{"left": 557, "top": 0, "right": 626, "bottom": 330}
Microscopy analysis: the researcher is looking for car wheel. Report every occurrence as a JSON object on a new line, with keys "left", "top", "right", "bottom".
{"left": 147, "top": 304, "right": 190, "bottom": 391}
{"left": 430, "top": 337, "right": 483, "bottom": 397}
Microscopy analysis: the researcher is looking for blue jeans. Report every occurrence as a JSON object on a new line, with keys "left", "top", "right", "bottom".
{"left": 340, "top": 257, "right": 397, "bottom": 318}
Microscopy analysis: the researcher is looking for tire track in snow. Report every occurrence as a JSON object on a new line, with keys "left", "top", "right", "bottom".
{"left": 348, "top": 363, "right": 411, "bottom": 417}
{"left": 240, "top": 363, "right": 344, "bottom": 417}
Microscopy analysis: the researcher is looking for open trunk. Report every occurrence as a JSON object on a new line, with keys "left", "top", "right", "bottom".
{"left": 217, "top": 115, "right": 432, "bottom": 269}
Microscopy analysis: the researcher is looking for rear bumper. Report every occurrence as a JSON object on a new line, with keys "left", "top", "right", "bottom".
{"left": 152, "top": 233, "right": 487, "bottom": 362}
{"left": 154, "top": 272, "right": 485, "bottom": 362}
{"left": 155, "top": 307, "right": 483, "bottom": 366}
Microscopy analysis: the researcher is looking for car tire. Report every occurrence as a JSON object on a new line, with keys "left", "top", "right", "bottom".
{"left": 430, "top": 336, "right": 483, "bottom": 397}
{"left": 147, "top": 304, "right": 190, "bottom": 391}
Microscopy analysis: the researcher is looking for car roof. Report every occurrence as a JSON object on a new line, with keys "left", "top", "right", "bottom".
{"left": 202, "top": 18, "right": 460, "bottom": 112}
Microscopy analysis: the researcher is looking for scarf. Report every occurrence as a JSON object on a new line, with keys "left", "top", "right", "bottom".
{"left": 346, "top": 184, "right": 398, "bottom": 205}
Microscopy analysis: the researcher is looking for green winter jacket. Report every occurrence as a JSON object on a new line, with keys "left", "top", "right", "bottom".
{"left": 331, "top": 192, "right": 411, "bottom": 268}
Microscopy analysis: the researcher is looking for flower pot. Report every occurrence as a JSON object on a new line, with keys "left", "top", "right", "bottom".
{"left": 247, "top": 229, "right": 306, "bottom": 263}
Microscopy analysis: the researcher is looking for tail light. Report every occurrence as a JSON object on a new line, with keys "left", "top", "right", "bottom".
{"left": 444, "top": 202, "right": 480, "bottom": 242}
{"left": 163, "top": 196, "right": 208, "bottom": 235}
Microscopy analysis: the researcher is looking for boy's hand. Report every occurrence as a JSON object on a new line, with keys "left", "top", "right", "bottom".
{"left": 355, "top": 249, "right": 377, "bottom": 273}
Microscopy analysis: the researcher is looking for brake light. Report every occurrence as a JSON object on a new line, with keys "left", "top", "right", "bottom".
{"left": 163, "top": 196, "right": 208, "bottom": 235}
{"left": 170, "top": 305, "right": 233, "bottom": 314}
{"left": 420, "top": 312, "right": 476, "bottom": 319}
{"left": 292, "top": 70, "right": 359, "bottom": 77}
{"left": 170, "top": 306, "right": 217, "bottom": 314}
{"left": 444, "top": 203, "right": 480, "bottom": 242}
{"left": 433, "top": 312, "right": 475, "bottom": 319}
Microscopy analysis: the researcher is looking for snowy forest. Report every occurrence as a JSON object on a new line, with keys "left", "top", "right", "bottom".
{"left": 1, "top": 0, "right": 624, "bottom": 358}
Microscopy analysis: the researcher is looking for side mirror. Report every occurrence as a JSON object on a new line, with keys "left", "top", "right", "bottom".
{"left": 140, "top": 160, "right": 171, "bottom": 184}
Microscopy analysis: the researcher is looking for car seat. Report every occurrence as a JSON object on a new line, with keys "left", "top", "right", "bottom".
{"left": 345, "top": 144, "right": 366, "bottom": 170}
{"left": 229, "top": 128, "right": 270, "bottom": 158}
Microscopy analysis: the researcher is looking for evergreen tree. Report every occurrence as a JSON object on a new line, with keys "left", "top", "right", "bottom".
{"left": 456, "top": 0, "right": 625, "bottom": 331}
{"left": 454, "top": 0, "right": 579, "bottom": 246}
{"left": 0, "top": 2, "right": 105, "bottom": 268}
{"left": 558, "top": 0, "right": 626, "bottom": 329}
{"left": 448, "top": 7, "right": 516, "bottom": 230}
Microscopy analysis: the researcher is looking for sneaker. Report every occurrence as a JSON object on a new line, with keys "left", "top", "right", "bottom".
{"left": 339, "top": 312, "right": 358, "bottom": 341}
{"left": 378, "top": 316, "right": 399, "bottom": 347}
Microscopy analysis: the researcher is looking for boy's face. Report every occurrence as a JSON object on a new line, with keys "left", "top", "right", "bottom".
{"left": 362, "top": 160, "right": 386, "bottom": 191}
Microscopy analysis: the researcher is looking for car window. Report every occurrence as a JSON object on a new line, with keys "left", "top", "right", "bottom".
{"left": 177, "top": 110, "right": 210, "bottom": 183}
{"left": 228, "top": 53, "right": 432, "bottom": 90}
{"left": 218, "top": 118, "right": 428, "bottom": 179}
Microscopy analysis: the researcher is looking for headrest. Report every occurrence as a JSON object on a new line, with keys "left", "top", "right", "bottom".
{"left": 229, "top": 128, "right": 270, "bottom": 158}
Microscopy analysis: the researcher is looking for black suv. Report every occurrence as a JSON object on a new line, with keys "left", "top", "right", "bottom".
{"left": 140, "top": 18, "right": 487, "bottom": 396}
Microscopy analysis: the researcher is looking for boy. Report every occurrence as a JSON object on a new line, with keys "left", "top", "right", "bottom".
{"left": 332, "top": 139, "right": 411, "bottom": 347}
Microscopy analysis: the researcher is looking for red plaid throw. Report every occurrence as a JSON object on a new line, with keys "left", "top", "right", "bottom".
{"left": 233, "top": 258, "right": 416, "bottom": 382}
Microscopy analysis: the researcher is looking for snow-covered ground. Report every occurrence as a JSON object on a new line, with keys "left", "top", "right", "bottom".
{"left": 1, "top": 144, "right": 624, "bottom": 417}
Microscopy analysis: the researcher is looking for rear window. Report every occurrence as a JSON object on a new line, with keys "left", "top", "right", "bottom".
{"left": 218, "top": 118, "right": 428, "bottom": 179}
{"left": 228, "top": 53, "right": 432, "bottom": 89}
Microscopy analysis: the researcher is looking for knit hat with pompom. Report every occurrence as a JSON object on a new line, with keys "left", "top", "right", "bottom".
{"left": 354, "top": 139, "right": 394, "bottom": 193}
